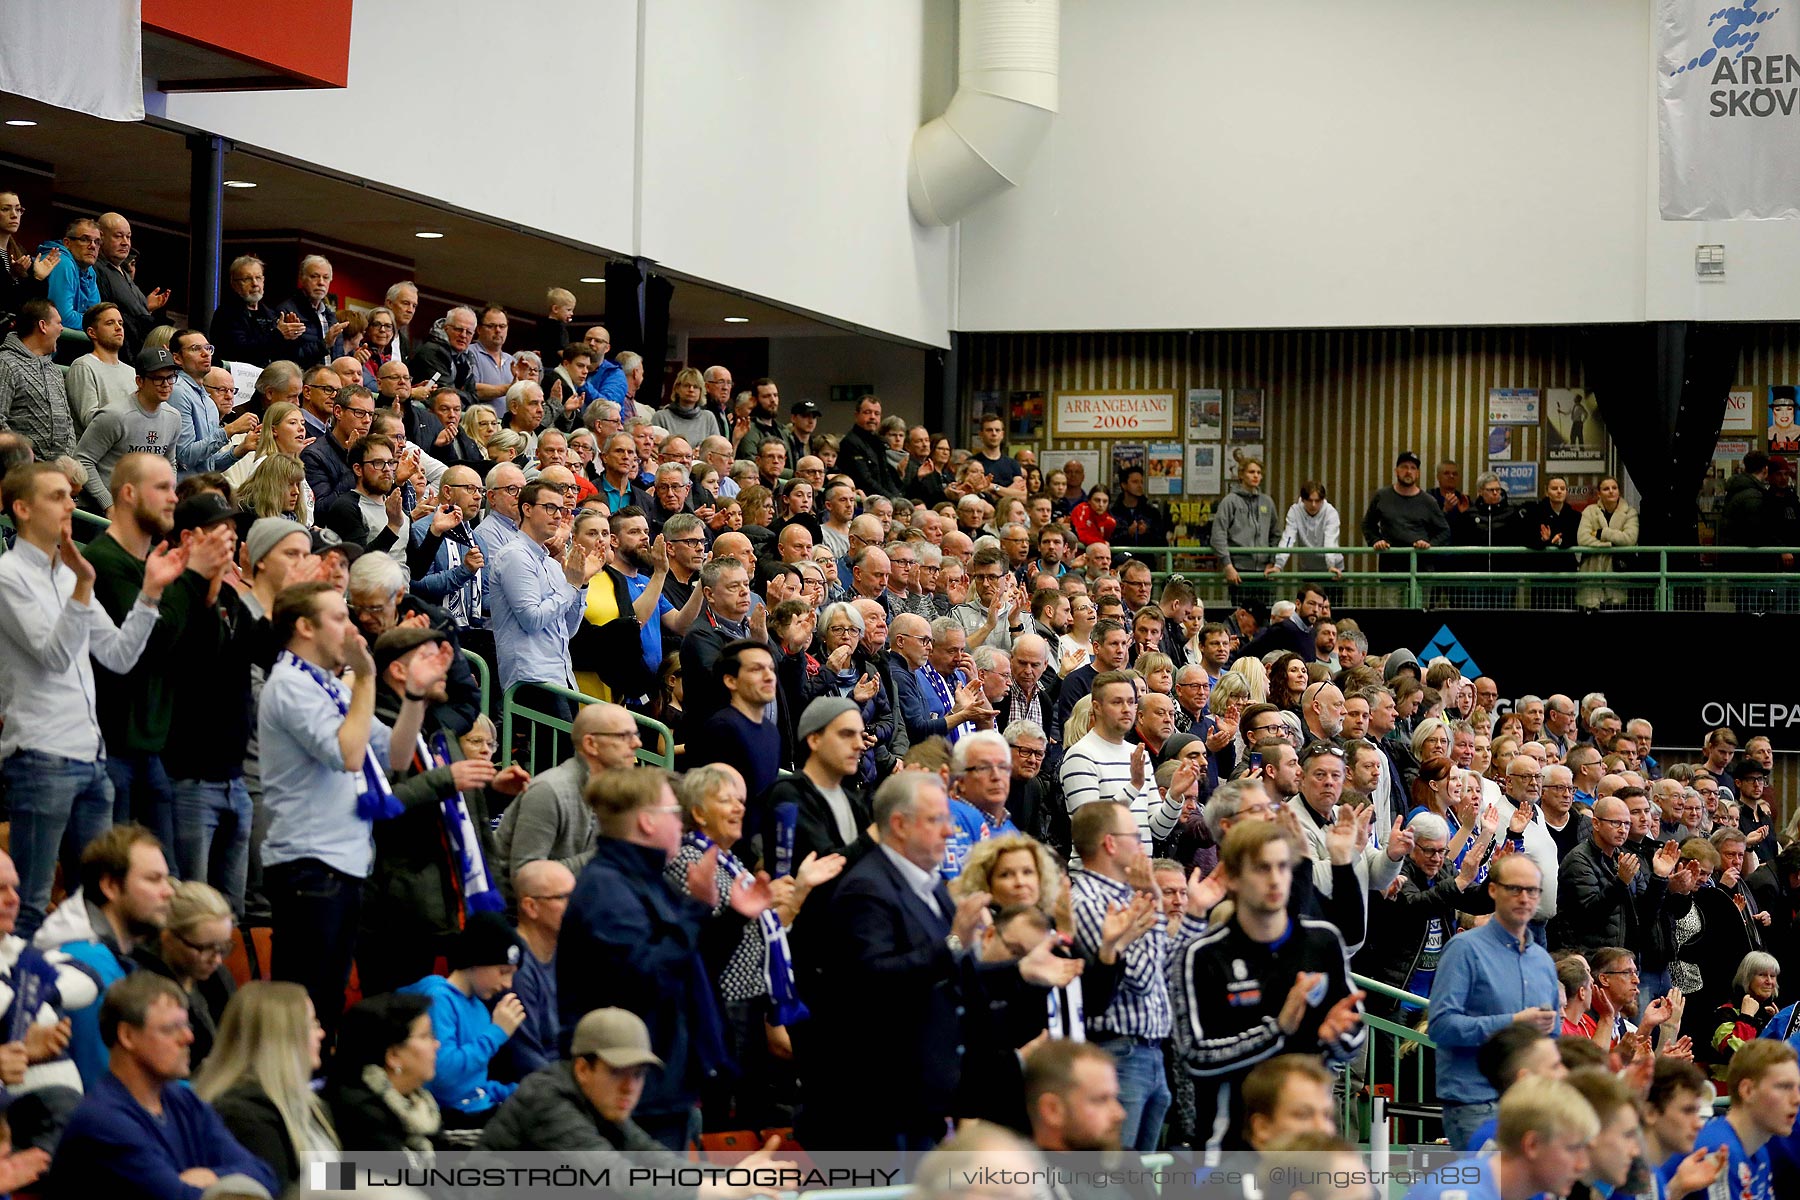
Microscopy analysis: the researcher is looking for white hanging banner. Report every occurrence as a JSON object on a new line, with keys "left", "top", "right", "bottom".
{"left": 1659, "top": 0, "right": 1800, "bottom": 219}
{"left": 0, "top": 0, "right": 144, "bottom": 123}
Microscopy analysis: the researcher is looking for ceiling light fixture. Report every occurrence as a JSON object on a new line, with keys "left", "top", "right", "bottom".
{"left": 222, "top": 179, "right": 257, "bottom": 189}
{"left": 723, "top": 316, "right": 750, "bottom": 324}
{"left": 414, "top": 231, "right": 445, "bottom": 239}
{"left": 5, "top": 119, "right": 36, "bottom": 128}
{"left": 579, "top": 276, "right": 605, "bottom": 284}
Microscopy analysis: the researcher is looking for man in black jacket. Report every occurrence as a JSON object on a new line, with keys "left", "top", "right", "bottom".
{"left": 558, "top": 768, "right": 771, "bottom": 1149}
{"left": 273, "top": 254, "right": 344, "bottom": 367}
{"left": 796, "top": 771, "right": 1080, "bottom": 1149}
{"left": 761, "top": 696, "right": 872, "bottom": 872}
{"left": 1353, "top": 811, "right": 1494, "bottom": 1016}
{"left": 93, "top": 214, "right": 169, "bottom": 355}
{"left": 1233, "top": 582, "right": 1324, "bottom": 663}
{"left": 210, "top": 255, "right": 308, "bottom": 369}
{"left": 1555, "top": 795, "right": 1679, "bottom": 955}
{"left": 408, "top": 308, "right": 481, "bottom": 404}
{"left": 838, "top": 394, "right": 903, "bottom": 498}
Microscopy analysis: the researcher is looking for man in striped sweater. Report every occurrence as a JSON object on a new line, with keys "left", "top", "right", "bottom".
{"left": 1059, "top": 670, "right": 1186, "bottom": 852}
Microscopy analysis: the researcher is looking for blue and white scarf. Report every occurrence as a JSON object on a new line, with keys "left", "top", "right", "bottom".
{"left": 687, "top": 831, "right": 809, "bottom": 1026}
{"left": 425, "top": 732, "right": 505, "bottom": 916}
{"left": 279, "top": 651, "right": 402, "bottom": 822}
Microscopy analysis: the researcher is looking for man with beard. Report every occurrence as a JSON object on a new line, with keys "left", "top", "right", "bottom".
{"left": 1300, "top": 681, "right": 1346, "bottom": 745}
{"left": 1236, "top": 581, "right": 1324, "bottom": 663}
{"left": 733, "top": 376, "right": 786, "bottom": 463}
{"left": 85, "top": 457, "right": 232, "bottom": 856}
{"left": 837, "top": 393, "right": 904, "bottom": 498}
{"left": 318, "top": 434, "right": 409, "bottom": 562}
{"left": 34, "top": 824, "right": 175, "bottom": 1089}
{"left": 610, "top": 507, "right": 701, "bottom": 674}
{"left": 1362, "top": 450, "right": 1453, "bottom": 567}
{"left": 209, "top": 254, "right": 307, "bottom": 368}
{"left": 1026, "top": 1040, "right": 1126, "bottom": 1155}
{"left": 67, "top": 301, "right": 138, "bottom": 434}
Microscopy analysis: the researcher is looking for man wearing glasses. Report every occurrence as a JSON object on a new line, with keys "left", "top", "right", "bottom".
{"left": 40, "top": 217, "right": 102, "bottom": 327}
{"left": 169, "top": 328, "right": 259, "bottom": 479}
{"left": 318, "top": 435, "right": 409, "bottom": 561}
{"left": 302, "top": 385, "right": 377, "bottom": 508}
{"left": 491, "top": 480, "right": 607, "bottom": 715}
{"left": 1554, "top": 795, "right": 1681, "bottom": 958}
{"left": 73, "top": 347, "right": 186, "bottom": 511}
{"left": 944, "top": 731, "right": 1020, "bottom": 876}
{"left": 1496, "top": 757, "right": 1560, "bottom": 946}
{"left": 1428, "top": 852, "right": 1561, "bottom": 1153}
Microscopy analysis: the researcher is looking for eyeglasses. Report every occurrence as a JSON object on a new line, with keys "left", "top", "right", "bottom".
{"left": 1011, "top": 746, "right": 1046, "bottom": 761}
{"left": 666, "top": 537, "right": 706, "bottom": 547}
{"left": 526, "top": 501, "right": 568, "bottom": 518}
{"left": 524, "top": 891, "right": 572, "bottom": 903}
{"left": 1597, "top": 967, "right": 1640, "bottom": 979}
{"left": 1492, "top": 882, "right": 1544, "bottom": 898}
{"left": 593, "top": 729, "right": 642, "bottom": 742}
{"left": 1595, "top": 817, "right": 1631, "bottom": 829}
{"left": 958, "top": 763, "right": 1010, "bottom": 777}
{"left": 360, "top": 459, "right": 397, "bottom": 471}
{"left": 204, "top": 384, "right": 240, "bottom": 397}
{"left": 176, "top": 932, "right": 234, "bottom": 957}
{"left": 490, "top": 484, "right": 523, "bottom": 496}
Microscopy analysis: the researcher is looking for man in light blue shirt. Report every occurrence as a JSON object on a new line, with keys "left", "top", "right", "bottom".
{"left": 1427, "top": 852, "right": 1561, "bottom": 1153}
{"left": 490, "top": 479, "right": 606, "bottom": 697}
{"left": 0, "top": 462, "right": 189, "bottom": 939}
{"left": 258, "top": 579, "right": 438, "bottom": 1035}
{"left": 168, "top": 329, "right": 259, "bottom": 477}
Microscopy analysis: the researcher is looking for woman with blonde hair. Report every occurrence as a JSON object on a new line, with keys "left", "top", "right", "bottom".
{"left": 1135, "top": 651, "right": 1174, "bottom": 695}
{"left": 136, "top": 881, "right": 238, "bottom": 1068}
{"left": 1062, "top": 694, "right": 1095, "bottom": 746}
{"left": 485, "top": 428, "right": 527, "bottom": 464}
{"left": 237, "top": 453, "right": 310, "bottom": 524}
{"left": 197, "top": 981, "right": 338, "bottom": 1192}
{"left": 1225, "top": 655, "right": 1269, "bottom": 705}
{"left": 225, "top": 397, "right": 311, "bottom": 495}
{"left": 952, "top": 833, "right": 1067, "bottom": 927}
{"left": 461, "top": 404, "right": 501, "bottom": 457}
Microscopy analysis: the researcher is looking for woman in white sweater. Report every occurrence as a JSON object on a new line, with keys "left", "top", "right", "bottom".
{"left": 1576, "top": 476, "right": 1639, "bottom": 609}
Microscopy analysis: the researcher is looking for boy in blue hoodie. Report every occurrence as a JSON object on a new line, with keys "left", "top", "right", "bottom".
{"left": 398, "top": 911, "right": 528, "bottom": 1126}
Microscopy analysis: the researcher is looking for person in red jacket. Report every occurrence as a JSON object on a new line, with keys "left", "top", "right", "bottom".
{"left": 1070, "top": 485, "right": 1117, "bottom": 547}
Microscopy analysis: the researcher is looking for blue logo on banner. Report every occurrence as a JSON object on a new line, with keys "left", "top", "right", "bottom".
{"left": 1419, "top": 624, "right": 1480, "bottom": 679}
{"left": 1671, "top": 1, "right": 1783, "bottom": 75}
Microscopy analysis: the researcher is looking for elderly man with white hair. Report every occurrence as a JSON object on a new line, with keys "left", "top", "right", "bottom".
{"left": 1352, "top": 808, "right": 1497, "bottom": 1015}
{"left": 945, "top": 730, "right": 1021, "bottom": 875}
{"left": 275, "top": 253, "right": 346, "bottom": 365}
{"left": 408, "top": 304, "right": 481, "bottom": 400}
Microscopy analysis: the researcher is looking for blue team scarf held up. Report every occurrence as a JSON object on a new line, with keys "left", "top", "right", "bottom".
{"left": 279, "top": 651, "right": 403, "bottom": 822}
{"left": 426, "top": 732, "right": 505, "bottom": 916}
{"left": 686, "top": 831, "right": 809, "bottom": 1026}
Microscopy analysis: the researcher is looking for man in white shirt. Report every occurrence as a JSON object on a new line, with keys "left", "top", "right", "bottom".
{"left": 1060, "top": 670, "right": 1185, "bottom": 851}
{"left": 0, "top": 462, "right": 188, "bottom": 939}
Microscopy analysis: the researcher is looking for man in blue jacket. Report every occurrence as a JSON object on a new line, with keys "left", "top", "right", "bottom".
{"left": 38, "top": 218, "right": 101, "bottom": 328}
{"left": 52, "top": 971, "right": 276, "bottom": 1200}
{"left": 556, "top": 767, "right": 771, "bottom": 1150}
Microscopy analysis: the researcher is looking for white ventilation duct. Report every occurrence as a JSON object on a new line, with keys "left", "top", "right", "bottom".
{"left": 908, "top": 0, "right": 1060, "bottom": 227}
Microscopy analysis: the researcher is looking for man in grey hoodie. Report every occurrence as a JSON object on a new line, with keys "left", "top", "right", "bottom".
{"left": 74, "top": 347, "right": 188, "bottom": 511}
{"left": 1209, "top": 455, "right": 1281, "bottom": 611}
{"left": 0, "top": 298, "right": 75, "bottom": 461}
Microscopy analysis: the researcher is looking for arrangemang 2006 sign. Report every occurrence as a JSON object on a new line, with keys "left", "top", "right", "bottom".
{"left": 1051, "top": 391, "right": 1178, "bottom": 439}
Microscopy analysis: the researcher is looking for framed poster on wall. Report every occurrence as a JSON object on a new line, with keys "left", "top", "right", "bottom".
{"left": 1229, "top": 388, "right": 1265, "bottom": 441}
{"left": 1146, "top": 443, "right": 1183, "bottom": 494}
{"left": 1051, "top": 391, "right": 1178, "bottom": 439}
{"left": 1543, "top": 388, "right": 1609, "bottom": 473}
{"left": 1186, "top": 388, "right": 1223, "bottom": 440}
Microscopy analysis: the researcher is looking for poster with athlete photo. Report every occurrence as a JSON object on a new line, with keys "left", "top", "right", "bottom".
{"left": 1187, "top": 444, "right": 1222, "bottom": 495}
{"left": 1145, "top": 443, "right": 1184, "bottom": 494}
{"left": 1543, "top": 388, "right": 1608, "bottom": 473}
{"left": 1229, "top": 388, "right": 1264, "bottom": 441}
{"left": 1110, "top": 443, "right": 1145, "bottom": 485}
{"left": 1186, "top": 388, "right": 1223, "bottom": 440}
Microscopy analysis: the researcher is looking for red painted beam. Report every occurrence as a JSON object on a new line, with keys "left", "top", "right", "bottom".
{"left": 143, "top": 0, "right": 352, "bottom": 89}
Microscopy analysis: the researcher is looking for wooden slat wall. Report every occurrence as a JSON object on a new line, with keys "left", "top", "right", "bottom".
{"left": 963, "top": 325, "right": 1800, "bottom": 514}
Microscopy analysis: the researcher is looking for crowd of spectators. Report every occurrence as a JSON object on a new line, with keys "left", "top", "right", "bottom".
{"left": 0, "top": 209, "right": 1795, "bottom": 1200}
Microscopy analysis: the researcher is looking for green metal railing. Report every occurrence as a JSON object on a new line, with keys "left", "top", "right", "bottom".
{"left": 1109, "top": 543, "right": 1800, "bottom": 612}
{"left": 461, "top": 648, "right": 490, "bottom": 715}
{"left": 500, "top": 680, "right": 674, "bottom": 774}
{"left": 1344, "top": 973, "right": 1438, "bottom": 1147}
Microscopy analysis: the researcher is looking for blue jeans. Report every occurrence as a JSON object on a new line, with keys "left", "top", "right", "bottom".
{"left": 104, "top": 752, "right": 174, "bottom": 853}
{"left": 171, "top": 777, "right": 252, "bottom": 918}
{"left": 3, "top": 751, "right": 114, "bottom": 942}
{"left": 1100, "top": 1036, "right": 1173, "bottom": 1151}
{"left": 1639, "top": 967, "right": 1671, "bottom": 1018}
{"left": 1443, "top": 1099, "right": 1499, "bottom": 1154}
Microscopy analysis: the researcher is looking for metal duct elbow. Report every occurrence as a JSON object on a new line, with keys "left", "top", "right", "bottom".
{"left": 908, "top": 0, "right": 1060, "bottom": 227}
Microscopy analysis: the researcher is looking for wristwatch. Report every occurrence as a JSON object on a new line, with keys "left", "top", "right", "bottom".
{"left": 945, "top": 933, "right": 963, "bottom": 953}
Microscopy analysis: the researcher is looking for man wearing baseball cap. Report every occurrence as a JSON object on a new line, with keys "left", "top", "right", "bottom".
{"left": 1360, "top": 450, "right": 1452, "bottom": 569}
{"left": 783, "top": 398, "right": 820, "bottom": 466}
{"left": 72, "top": 347, "right": 186, "bottom": 512}
{"left": 481, "top": 1006, "right": 785, "bottom": 1179}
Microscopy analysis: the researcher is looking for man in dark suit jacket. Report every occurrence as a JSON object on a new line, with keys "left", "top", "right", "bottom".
{"left": 1232, "top": 581, "right": 1327, "bottom": 664}
{"left": 794, "top": 771, "right": 1079, "bottom": 1149}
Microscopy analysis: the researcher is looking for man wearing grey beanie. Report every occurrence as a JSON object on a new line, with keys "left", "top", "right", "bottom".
{"left": 759, "top": 696, "right": 872, "bottom": 873}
